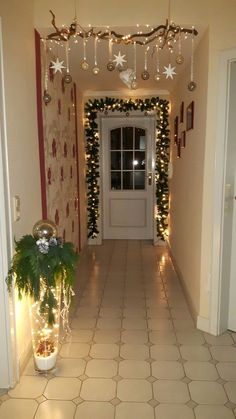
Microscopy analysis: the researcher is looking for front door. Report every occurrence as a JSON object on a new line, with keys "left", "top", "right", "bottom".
{"left": 101, "top": 116, "right": 155, "bottom": 240}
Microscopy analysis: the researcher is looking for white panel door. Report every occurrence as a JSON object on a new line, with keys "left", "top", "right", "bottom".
{"left": 102, "top": 116, "right": 155, "bottom": 240}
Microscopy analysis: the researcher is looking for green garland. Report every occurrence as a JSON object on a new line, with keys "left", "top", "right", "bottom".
{"left": 6, "top": 235, "right": 79, "bottom": 325}
{"left": 85, "top": 97, "right": 170, "bottom": 240}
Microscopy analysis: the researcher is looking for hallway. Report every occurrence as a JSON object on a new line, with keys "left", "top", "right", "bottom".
{"left": 0, "top": 240, "right": 236, "bottom": 419}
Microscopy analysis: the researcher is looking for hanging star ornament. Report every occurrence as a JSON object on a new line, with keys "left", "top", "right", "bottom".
{"left": 50, "top": 58, "right": 66, "bottom": 74}
{"left": 162, "top": 64, "right": 177, "bottom": 79}
{"left": 113, "top": 51, "right": 127, "bottom": 68}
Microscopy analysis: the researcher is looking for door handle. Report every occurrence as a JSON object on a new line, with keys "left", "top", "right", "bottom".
{"left": 148, "top": 172, "right": 152, "bottom": 186}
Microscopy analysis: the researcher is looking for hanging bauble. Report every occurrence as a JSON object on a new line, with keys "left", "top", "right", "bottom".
{"left": 154, "top": 72, "right": 161, "bottom": 82}
{"left": 64, "top": 73, "right": 72, "bottom": 84}
{"left": 92, "top": 66, "right": 100, "bottom": 75}
{"left": 176, "top": 54, "right": 184, "bottom": 65}
{"left": 33, "top": 219, "right": 58, "bottom": 240}
{"left": 141, "top": 70, "right": 150, "bottom": 80}
{"left": 81, "top": 60, "right": 89, "bottom": 71}
{"left": 43, "top": 90, "right": 51, "bottom": 105}
{"left": 131, "top": 80, "right": 138, "bottom": 90}
{"left": 188, "top": 81, "right": 197, "bottom": 91}
{"left": 107, "top": 61, "right": 115, "bottom": 72}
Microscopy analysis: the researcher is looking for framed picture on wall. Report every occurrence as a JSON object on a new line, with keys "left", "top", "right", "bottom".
{"left": 181, "top": 131, "right": 186, "bottom": 148}
{"left": 174, "top": 116, "right": 178, "bottom": 144}
{"left": 180, "top": 101, "right": 184, "bottom": 123}
{"left": 186, "top": 101, "right": 194, "bottom": 131}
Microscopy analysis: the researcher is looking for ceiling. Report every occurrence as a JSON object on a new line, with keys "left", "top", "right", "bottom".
{"left": 36, "top": 3, "right": 206, "bottom": 95}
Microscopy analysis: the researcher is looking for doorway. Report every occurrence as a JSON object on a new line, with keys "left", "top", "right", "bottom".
{"left": 101, "top": 115, "right": 155, "bottom": 240}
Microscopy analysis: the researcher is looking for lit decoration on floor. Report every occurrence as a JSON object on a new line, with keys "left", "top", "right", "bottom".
{"left": 85, "top": 97, "right": 170, "bottom": 241}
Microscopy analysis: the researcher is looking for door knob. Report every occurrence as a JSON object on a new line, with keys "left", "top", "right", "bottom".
{"left": 148, "top": 172, "right": 152, "bottom": 186}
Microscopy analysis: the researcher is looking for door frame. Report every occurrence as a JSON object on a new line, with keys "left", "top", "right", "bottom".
{"left": 100, "top": 114, "right": 156, "bottom": 241}
{"left": 0, "top": 18, "right": 18, "bottom": 388}
{"left": 210, "top": 48, "right": 236, "bottom": 335}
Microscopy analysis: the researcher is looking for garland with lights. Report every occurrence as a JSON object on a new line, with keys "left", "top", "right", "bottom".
{"left": 85, "top": 97, "right": 170, "bottom": 240}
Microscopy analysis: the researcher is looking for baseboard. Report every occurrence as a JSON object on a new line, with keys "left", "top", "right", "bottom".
{"left": 197, "top": 316, "right": 210, "bottom": 333}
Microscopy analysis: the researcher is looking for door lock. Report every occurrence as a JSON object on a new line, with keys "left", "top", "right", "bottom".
{"left": 148, "top": 172, "right": 152, "bottom": 186}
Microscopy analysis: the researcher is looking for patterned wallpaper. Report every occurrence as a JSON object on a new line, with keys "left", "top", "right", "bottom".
{"left": 36, "top": 33, "right": 80, "bottom": 252}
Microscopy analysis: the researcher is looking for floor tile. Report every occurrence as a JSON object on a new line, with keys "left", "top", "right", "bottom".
{"left": 176, "top": 331, "right": 205, "bottom": 345}
{"left": 121, "top": 330, "right": 148, "bottom": 344}
{"left": 60, "top": 343, "right": 90, "bottom": 358}
{"left": 152, "top": 360, "right": 185, "bottom": 379}
{"left": 149, "top": 330, "right": 177, "bottom": 344}
{"left": 153, "top": 380, "right": 189, "bottom": 403}
{"left": 119, "top": 360, "right": 150, "bottom": 378}
{"left": 35, "top": 400, "right": 76, "bottom": 419}
{"left": 148, "top": 319, "right": 173, "bottom": 331}
{"left": 217, "top": 362, "right": 236, "bottom": 381}
{"left": 66, "top": 329, "right": 93, "bottom": 343}
{"left": 115, "top": 402, "right": 154, "bottom": 419}
{"left": 120, "top": 344, "right": 149, "bottom": 360}
{"left": 0, "top": 399, "right": 37, "bottom": 419}
{"left": 225, "top": 382, "right": 236, "bottom": 403}
{"left": 93, "top": 330, "right": 120, "bottom": 343}
{"left": 8, "top": 376, "right": 47, "bottom": 398}
{"left": 180, "top": 345, "right": 211, "bottom": 361}
{"left": 54, "top": 358, "right": 86, "bottom": 377}
{"left": 96, "top": 318, "right": 122, "bottom": 330}
{"left": 189, "top": 381, "right": 227, "bottom": 404}
{"left": 99, "top": 308, "right": 122, "bottom": 318}
{"left": 155, "top": 404, "right": 195, "bottom": 419}
{"left": 117, "top": 379, "right": 152, "bottom": 401}
{"left": 85, "top": 359, "right": 118, "bottom": 378}
{"left": 210, "top": 346, "right": 236, "bottom": 361}
{"left": 150, "top": 344, "right": 180, "bottom": 360}
{"left": 195, "top": 405, "right": 235, "bottom": 419}
{"left": 44, "top": 377, "right": 81, "bottom": 400}
{"left": 204, "top": 333, "right": 234, "bottom": 346}
{"left": 123, "top": 308, "right": 147, "bottom": 318}
{"left": 184, "top": 361, "right": 218, "bottom": 380}
{"left": 75, "top": 402, "right": 114, "bottom": 419}
{"left": 122, "top": 318, "right": 147, "bottom": 330}
{"left": 90, "top": 344, "right": 119, "bottom": 359}
{"left": 80, "top": 378, "right": 116, "bottom": 401}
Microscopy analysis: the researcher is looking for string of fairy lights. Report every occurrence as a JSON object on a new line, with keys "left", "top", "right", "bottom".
{"left": 84, "top": 97, "right": 170, "bottom": 241}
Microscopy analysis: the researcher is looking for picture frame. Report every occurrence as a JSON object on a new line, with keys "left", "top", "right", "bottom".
{"left": 181, "top": 131, "right": 186, "bottom": 148}
{"left": 180, "top": 101, "right": 184, "bottom": 123}
{"left": 186, "top": 101, "right": 194, "bottom": 131}
{"left": 174, "top": 116, "right": 178, "bottom": 144}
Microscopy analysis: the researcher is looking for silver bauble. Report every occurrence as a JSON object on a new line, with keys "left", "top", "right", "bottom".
{"left": 33, "top": 219, "right": 58, "bottom": 240}
{"left": 64, "top": 73, "right": 72, "bottom": 84}
{"left": 176, "top": 54, "right": 184, "bottom": 65}
{"left": 92, "top": 66, "right": 100, "bottom": 75}
{"left": 131, "top": 80, "right": 138, "bottom": 90}
{"left": 107, "top": 61, "right": 115, "bottom": 71}
{"left": 81, "top": 60, "right": 89, "bottom": 71}
{"left": 154, "top": 72, "right": 161, "bottom": 82}
{"left": 43, "top": 91, "right": 51, "bottom": 105}
{"left": 188, "top": 81, "right": 197, "bottom": 91}
{"left": 141, "top": 70, "right": 150, "bottom": 80}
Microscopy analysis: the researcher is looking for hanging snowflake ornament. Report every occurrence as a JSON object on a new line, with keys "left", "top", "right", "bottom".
{"left": 113, "top": 51, "right": 127, "bottom": 68}
{"left": 50, "top": 58, "right": 66, "bottom": 74}
{"left": 162, "top": 64, "right": 177, "bottom": 79}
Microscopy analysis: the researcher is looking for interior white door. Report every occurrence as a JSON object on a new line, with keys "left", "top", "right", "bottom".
{"left": 102, "top": 116, "right": 155, "bottom": 240}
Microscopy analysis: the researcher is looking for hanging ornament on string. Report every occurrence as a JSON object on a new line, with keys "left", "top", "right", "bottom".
{"left": 176, "top": 28, "right": 184, "bottom": 65}
{"left": 63, "top": 42, "right": 72, "bottom": 84}
{"left": 141, "top": 46, "right": 150, "bottom": 80}
{"left": 43, "top": 40, "right": 51, "bottom": 105}
{"left": 50, "top": 57, "right": 66, "bottom": 73}
{"left": 113, "top": 51, "right": 127, "bottom": 68}
{"left": 81, "top": 35, "right": 89, "bottom": 70}
{"left": 131, "top": 42, "right": 138, "bottom": 90}
{"left": 154, "top": 45, "right": 162, "bottom": 82}
{"left": 92, "top": 36, "right": 100, "bottom": 75}
{"left": 106, "top": 35, "right": 115, "bottom": 71}
{"left": 163, "top": 63, "right": 177, "bottom": 79}
{"left": 188, "top": 27, "right": 197, "bottom": 91}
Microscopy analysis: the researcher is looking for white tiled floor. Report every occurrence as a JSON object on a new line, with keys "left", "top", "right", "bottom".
{"left": 1, "top": 240, "right": 236, "bottom": 418}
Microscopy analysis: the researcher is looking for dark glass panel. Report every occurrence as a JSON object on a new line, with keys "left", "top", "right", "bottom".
{"left": 123, "top": 151, "right": 133, "bottom": 170}
{"left": 123, "top": 172, "right": 133, "bottom": 190}
{"left": 110, "top": 151, "right": 121, "bottom": 170}
{"left": 135, "top": 128, "right": 146, "bottom": 150}
{"left": 111, "top": 172, "right": 121, "bottom": 190}
{"left": 123, "top": 127, "right": 133, "bottom": 149}
{"left": 134, "top": 171, "right": 145, "bottom": 190}
{"left": 110, "top": 128, "right": 121, "bottom": 150}
{"left": 134, "top": 151, "right": 146, "bottom": 170}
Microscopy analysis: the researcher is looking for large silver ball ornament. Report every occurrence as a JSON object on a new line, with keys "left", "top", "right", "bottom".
{"left": 43, "top": 91, "right": 51, "bottom": 105}
{"left": 107, "top": 61, "right": 115, "bottom": 71}
{"left": 131, "top": 79, "right": 138, "bottom": 90}
{"left": 141, "top": 70, "right": 150, "bottom": 80}
{"left": 63, "top": 73, "right": 72, "bottom": 84}
{"left": 188, "top": 81, "right": 197, "bottom": 91}
{"left": 92, "top": 66, "right": 100, "bottom": 75}
{"left": 175, "top": 54, "right": 184, "bottom": 65}
{"left": 154, "top": 72, "right": 161, "bottom": 82}
{"left": 81, "top": 60, "right": 89, "bottom": 71}
{"left": 33, "top": 219, "right": 58, "bottom": 240}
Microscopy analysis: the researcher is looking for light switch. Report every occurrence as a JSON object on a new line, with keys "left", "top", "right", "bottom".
{"left": 13, "top": 195, "right": 20, "bottom": 221}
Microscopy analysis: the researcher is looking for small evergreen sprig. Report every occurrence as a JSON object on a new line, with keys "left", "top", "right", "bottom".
{"left": 6, "top": 234, "right": 79, "bottom": 325}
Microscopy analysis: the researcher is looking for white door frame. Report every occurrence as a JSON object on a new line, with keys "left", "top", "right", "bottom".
{"left": 210, "top": 48, "right": 236, "bottom": 335}
{"left": 0, "top": 18, "right": 18, "bottom": 388}
{"left": 100, "top": 114, "right": 156, "bottom": 241}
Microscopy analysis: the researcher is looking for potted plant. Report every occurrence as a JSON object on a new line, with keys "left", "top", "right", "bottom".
{"left": 6, "top": 220, "right": 79, "bottom": 372}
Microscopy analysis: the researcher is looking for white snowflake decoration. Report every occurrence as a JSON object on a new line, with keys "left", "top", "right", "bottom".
{"left": 50, "top": 58, "right": 66, "bottom": 74}
{"left": 113, "top": 51, "right": 127, "bottom": 68}
{"left": 162, "top": 64, "right": 177, "bottom": 79}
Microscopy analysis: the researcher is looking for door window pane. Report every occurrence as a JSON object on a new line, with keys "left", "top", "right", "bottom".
{"left": 123, "top": 172, "right": 133, "bottom": 189}
{"left": 123, "top": 127, "right": 133, "bottom": 149}
{"left": 111, "top": 172, "right": 121, "bottom": 190}
{"left": 110, "top": 128, "right": 121, "bottom": 150}
{"left": 111, "top": 151, "right": 121, "bottom": 170}
{"left": 134, "top": 171, "right": 145, "bottom": 190}
{"left": 123, "top": 151, "right": 133, "bottom": 170}
{"left": 134, "top": 151, "right": 146, "bottom": 170}
{"left": 135, "top": 128, "right": 146, "bottom": 150}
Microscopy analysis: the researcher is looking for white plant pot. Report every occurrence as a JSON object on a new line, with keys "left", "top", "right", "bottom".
{"left": 34, "top": 349, "right": 58, "bottom": 372}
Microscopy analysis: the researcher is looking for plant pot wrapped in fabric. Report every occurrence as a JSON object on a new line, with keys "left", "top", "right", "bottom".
{"left": 6, "top": 220, "right": 79, "bottom": 373}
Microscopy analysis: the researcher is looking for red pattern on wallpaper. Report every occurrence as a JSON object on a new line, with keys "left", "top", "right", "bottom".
{"left": 35, "top": 30, "right": 80, "bottom": 251}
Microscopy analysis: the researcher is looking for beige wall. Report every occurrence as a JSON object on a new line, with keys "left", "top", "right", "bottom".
{"left": 0, "top": 0, "right": 41, "bottom": 369}
{"left": 169, "top": 30, "right": 209, "bottom": 318}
